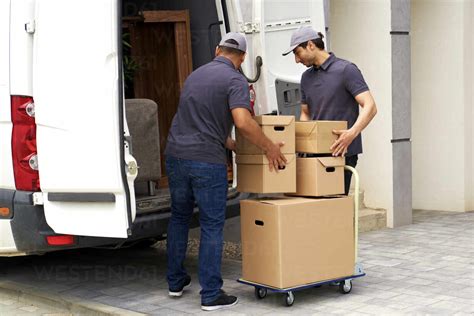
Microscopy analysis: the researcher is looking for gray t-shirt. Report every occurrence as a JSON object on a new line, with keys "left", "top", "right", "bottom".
{"left": 165, "top": 56, "right": 251, "bottom": 164}
{"left": 300, "top": 53, "right": 369, "bottom": 156}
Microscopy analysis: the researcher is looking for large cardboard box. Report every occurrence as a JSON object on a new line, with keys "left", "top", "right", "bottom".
{"left": 241, "top": 196, "right": 354, "bottom": 289}
{"left": 296, "top": 121, "right": 347, "bottom": 154}
{"left": 236, "top": 154, "right": 296, "bottom": 193}
{"left": 236, "top": 115, "right": 295, "bottom": 154}
{"left": 295, "top": 157, "right": 345, "bottom": 196}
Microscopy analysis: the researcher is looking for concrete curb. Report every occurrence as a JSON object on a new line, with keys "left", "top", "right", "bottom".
{"left": 0, "top": 281, "right": 146, "bottom": 316}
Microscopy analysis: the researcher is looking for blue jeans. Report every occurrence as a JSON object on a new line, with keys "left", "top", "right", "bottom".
{"left": 165, "top": 156, "right": 228, "bottom": 304}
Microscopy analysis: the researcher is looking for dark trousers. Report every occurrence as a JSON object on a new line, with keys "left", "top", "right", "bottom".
{"left": 165, "top": 156, "right": 228, "bottom": 304}
{"left": 344, "top": 155, "right": 358, "bottom": 195}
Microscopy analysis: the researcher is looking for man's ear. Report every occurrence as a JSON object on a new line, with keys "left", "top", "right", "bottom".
{"left": 215, "top": 46, "right": 220, "bottom": 57}
{"left": 240, "top": 52, "right": 246, "bottom": 63}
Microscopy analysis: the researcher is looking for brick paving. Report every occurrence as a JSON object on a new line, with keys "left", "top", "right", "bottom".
{"left": 0, "top": 210, "right": 473, "bottom": 315}
{"left": 0, "top": 291, "right": 71, "bottom": 316}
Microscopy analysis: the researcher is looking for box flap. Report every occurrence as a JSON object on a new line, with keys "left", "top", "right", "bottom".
{"left": 257, "top": 197, "right": 312, "bottom": 206}
{"left": 296, "top": 121, "right": 348, "bottom": 137}
{"left": 253, "top": 196, "right": 347, "bottom": 206}
{"left": 255, "top": 115, "right": 295, "bottom": 126}
{"left": 295, "top": 121, "right": 317, "bottom": 137}
{"left": 236, "top": 154, "right": 295, "bottom": 165}
{"left": 314, "top": 120, "right": 347, "bottom": 124}
{"left": 236, "top": 155, "right": 268, "bottom": 165}
{"left": 318, "top": 157, "right": 346, "bottom": 167}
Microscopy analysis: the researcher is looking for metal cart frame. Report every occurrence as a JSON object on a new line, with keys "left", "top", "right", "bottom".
{"left": 237, "top": 166, "right": 365, "bottom": 307}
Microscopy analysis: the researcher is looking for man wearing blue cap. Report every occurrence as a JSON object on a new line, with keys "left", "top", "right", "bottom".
{"left": 165, "top": 32, "right": 287, "bottom": 311}
{"left": 283, "top": 26, "right": 378, "bottom": 195}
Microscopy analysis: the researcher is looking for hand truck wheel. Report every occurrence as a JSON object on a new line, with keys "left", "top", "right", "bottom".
{"left": 339, "top": 279, "right": 352, "bottom": 294}
{"left": 254, "top": 287, "right": 267, "bottom": 299}
{"left": 285, "top": 291, "right": 295, "bottom": 306}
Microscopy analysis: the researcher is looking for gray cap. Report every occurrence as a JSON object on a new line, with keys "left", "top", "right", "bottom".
{"left": 219, "top": 32, "right": 247, "bottom": 53}
{"left": 282, "top": 26, "right": 319, "bottom": 56}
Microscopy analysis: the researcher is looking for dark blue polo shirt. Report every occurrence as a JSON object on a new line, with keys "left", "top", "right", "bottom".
{"left": 300, "top": 53, "right": 369, "bottom": 156}
{"left": 165, "top": 56, "right": 251, "bottom": 164}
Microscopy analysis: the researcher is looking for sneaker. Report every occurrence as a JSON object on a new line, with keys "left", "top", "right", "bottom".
{"left": 168, "top": 275, "right": 191, "bottom": 297}
{"left": 201, "top": 293, "right": 238, "bottom": 311}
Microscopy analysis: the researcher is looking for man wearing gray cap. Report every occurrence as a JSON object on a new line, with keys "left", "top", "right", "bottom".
{"left": 283, "top": 26, "right": 377, "bottom": 195}
{"left": 165, "top": 32, "right": 286, "bottom": 311}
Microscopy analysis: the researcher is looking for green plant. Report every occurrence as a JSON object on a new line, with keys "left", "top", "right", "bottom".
{"left": 122, "top": 32, "right": 139, "bottom": 90}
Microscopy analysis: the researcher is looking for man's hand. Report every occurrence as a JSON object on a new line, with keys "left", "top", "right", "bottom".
{"left": 331, "top": 91, "right": 377, "bottom": 157}
{"left": 265, "top": 142, "right": 287, "bottom": 172}
{"left": 232, "top": 107, "right": 288, "bottom": 172}
{"left": 225, "top": 137, "right": 236, "bottom": 152}
{"left": 331, "top": 128, "right": 358, "bottom": 157}
{"left": 300, "top": 103, "right": 310, "bottom": 121}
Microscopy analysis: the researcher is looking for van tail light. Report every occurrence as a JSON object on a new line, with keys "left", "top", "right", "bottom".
{"left": 46, "top": 235, "right": 75, "bottom": 246}
{"left": 11, "top": 96, "right": 40, "bottom": 191}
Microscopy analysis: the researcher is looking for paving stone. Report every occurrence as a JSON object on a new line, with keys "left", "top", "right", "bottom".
{"left": 428, "top": 300, "right": 473, "bottom": 312}
{"left": 354, "top": 303, "right": 402, "bottom": 315}
{"left": 148, "top": 307, "right": 192, "bottom": 315}
{"left": 18, "top": 305, "right": 40, "bottom": 312}
{"left": 0, "top": 293, "right": 70, "bottom": 315}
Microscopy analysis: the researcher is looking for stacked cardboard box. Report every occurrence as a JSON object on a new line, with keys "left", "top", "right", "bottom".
{"left": 240, "top": 196, "right": 354, "bottom": 288}
{"left": 236, "top": 115, "right": 296, "bottom": 193}
{"left": 294, "top": 121, "right": 347, "bottom": 196}
{"left": 238, "top": 118, "right": 355, "bottom": 289}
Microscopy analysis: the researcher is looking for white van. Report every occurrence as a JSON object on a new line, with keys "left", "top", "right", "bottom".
{"left": 0, "top": 0, "right": 326, "bottom": 256}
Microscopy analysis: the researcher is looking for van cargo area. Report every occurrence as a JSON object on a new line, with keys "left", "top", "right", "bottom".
{"left": 121, "top": 1, "right": 243, "bottom": 219}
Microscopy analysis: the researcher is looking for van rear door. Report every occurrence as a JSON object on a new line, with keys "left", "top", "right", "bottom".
{"left": 33, "top": 0, "right": 136, "bottom": 238}
{"left": 218, "top": 0, "right": 326, "bottom": 115}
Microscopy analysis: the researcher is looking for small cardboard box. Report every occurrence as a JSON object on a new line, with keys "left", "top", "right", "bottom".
{"left": 295, "top": 157, "right": 345, "bottom": 196}
{"left": 241, "top": 196, "right": 355, "bottom": 289}
{"left": 236, "top": 154, "right": 296, "bottom": 193}
{"left": 236, "top": 115, "right": 295, "bottom": 154}
{"left": 296, "top": 121, "right": 347, "bottom": 154}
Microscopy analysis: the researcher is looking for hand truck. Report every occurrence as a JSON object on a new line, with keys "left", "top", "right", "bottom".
{"left": 237, "top": 166, "right": 365, "bottom": 307}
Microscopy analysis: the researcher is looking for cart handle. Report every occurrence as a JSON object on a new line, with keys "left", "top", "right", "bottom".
{"left": 344, "top": 165, "right": 359, "bottom": 262}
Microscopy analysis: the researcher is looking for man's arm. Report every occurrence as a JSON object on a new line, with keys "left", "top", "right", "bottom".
{"left": 300, "top": 103, "right": 311, "bottom": 121}
{"left": 330, "top": 90, "right": 377, "bottom": 157}
{"left": 231, "top": 108, "right": 287, "bottom": 171}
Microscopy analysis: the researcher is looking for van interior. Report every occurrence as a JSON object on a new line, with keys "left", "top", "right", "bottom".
{"left": 121, "top": 1, "right": 238, "bottom": 216}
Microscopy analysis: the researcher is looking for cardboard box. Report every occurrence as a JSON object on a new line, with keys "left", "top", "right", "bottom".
{"left": 236, "top": 154, "right": 296, "bottom": 193}
{"left": 236, "top": 115, "right": 295, "bottom": 154}
{"left": 296, "top": 121, "right": 347, "bottom": 154}
{"left": 241, "top": 196, "right": 354, "bottom": 289}
{"left": 295, "top": 157, "right": 345, "bottom": 196}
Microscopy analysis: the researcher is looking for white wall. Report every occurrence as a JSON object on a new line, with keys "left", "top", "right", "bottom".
{"left": 412, "top": 0, "right": 473, "bottom": 212}
{"left": 330, "top": 0, "right": 394, "bottom": 219}
{"left": 465, "top": 1, "right": 473, "bottom": 212}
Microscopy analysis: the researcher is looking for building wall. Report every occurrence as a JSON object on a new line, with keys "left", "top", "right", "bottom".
{"left": 330, "top": 0, "right": 394, "bottom": 220}
{"left": 411, "top": 0, "right": 473, "bottom": 212}
{"left": 465, "top": 0, "right": 473, "bottom": 212}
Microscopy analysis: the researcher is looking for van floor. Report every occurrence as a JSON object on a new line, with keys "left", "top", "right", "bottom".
{"left": 135, "top": 186, "right": 238, "bottom": 215}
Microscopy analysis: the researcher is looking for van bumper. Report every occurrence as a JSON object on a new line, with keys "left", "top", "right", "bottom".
{"left": 1, "top": 189, "right": 245, "bottom": 255}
